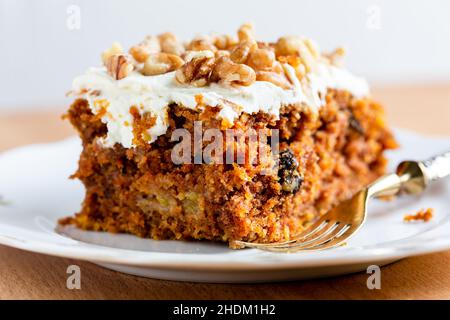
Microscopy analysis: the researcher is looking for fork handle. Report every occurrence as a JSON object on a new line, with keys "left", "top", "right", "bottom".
{"left": 396, "top": 151, "right": 450, "bottom": 194}
{"left": 420, "top": 151, "right": 450, "bottom": 182}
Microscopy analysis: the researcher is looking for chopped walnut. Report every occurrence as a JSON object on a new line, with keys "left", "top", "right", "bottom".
{"left": 183, "top": 50, "right": 215, "bottom": 63}
{"left": 105, "top": 54, "right": 134, "bottom": 80}
{"left": 175, "top": 55, "right": 216, "bottom": 87}
{"left": 247, "top": 48, "right": 275, "bottom": 71}
{"left": 129, "top": 46, "right": 148, "bottom": 64}
{"left": 186, "top": 36, "right": 217, "bottom": 52}
{"left": 176, "top": 55, "right": 256, "bottom": 87}
{"left": 275, "top": 36, "right": 317, "bottom": 72}
{"left": 230, "top": 39, "right": 257, "bottom": 64}
{"left": 158, "top": 32, "right": 185, "bottom": 56}
{"left": 257, "top": 41, "right": 273, "bottom": 50}
{"left": 106, "top": 23, "right": 341, "bottom": 87}
{"left": 101, "top": 42, "right": 123, "bottom": 64}
{"left": 275, "top": 36, "right": 301, "bottom": 56}
{"left": 211, "top": 56, "right": 256, "bottom": 86}
{"left": 213, "top": 34, "right": 238, "bottom": 50}
{"left": 254, "top": 61, "right": 293, "bottom": 89}
{"left": 215, "top": 50, "right": 231, "bottom": 58}
{"left": 129, "top": 36, "right": 160, "bottom": 63}
{"left": 141, "top": 53, "right": 184, "bottom": 76}
{"left": 237, "top": 23, "right": 255, "bottom": 42}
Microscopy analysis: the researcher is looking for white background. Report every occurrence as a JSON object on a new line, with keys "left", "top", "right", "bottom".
{"left": 0, "top": 0, "right": 449, "bottom": 111}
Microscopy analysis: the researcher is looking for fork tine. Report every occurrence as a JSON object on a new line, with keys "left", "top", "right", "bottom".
{"left": 234, "top": 216, "right": 330, "bottom": 248}
{"left": 300, "top": 224, "right": 357, "bottom": 251}
{"left": 290, "top": 219, "right": 330, "bottom": 242}
{"left": 261, "top": 221, "right": 341, "bottom": 252}
{"left": 283, "top": 223, "right": 352, "bottom": 252}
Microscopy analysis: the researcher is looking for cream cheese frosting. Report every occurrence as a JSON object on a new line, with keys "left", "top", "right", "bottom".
{"left": 71, "top": 63, "right": 369, "bottom": 148}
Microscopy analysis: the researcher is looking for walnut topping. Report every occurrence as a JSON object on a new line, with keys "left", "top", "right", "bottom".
{"left": 183, "top": 50, "right": 215, "bottom": 63}
{"left": 237, "top": 23, "right": 255, "bottom": 42}
{"left": 101, "top": 23, "right": 343, "bottom": 88}
{"left": 186, "top": 35, "right": 217, "bottom": 52}
{"left": 275, "top": 36, "right": 319, "bottom": 72}
{"left": 105, "top": 54, "right": 134, "bottom": 80}
{"left": 212, "top": 34, "right": 238, "bottom": 50}
{"left": 215, "top": 50, "right": 230, "bottom": 59}
{"left": 211, "top": 56, "right": 256, "bottom": 86}
{"left": 175, "top": 55, "right": 216, "bottom": 87}
{"left": 129, "top": 36, "right": 160, "bottom": 63}
{"left": 247, "top": 48, "right": 276, "bottom": 71}
{"left": 254, "top": 61, "right": 293, "bottom": 89}
{"left": 141, "top": 53, "right": 184, "bottom": 76}
{"left": 176, "top": 55, "right": 256, "bottom": 87}
{"left": 275, "top": 36, "right": 302, "bottom": 56}
{"left": 230, "top": 40, "right": 257, "bottom": 64}
{"left": 158, "top": 32, "right": 185, "bottom": 56}
{"left": 101, "top": 42, "right": 123, "bottom": 64}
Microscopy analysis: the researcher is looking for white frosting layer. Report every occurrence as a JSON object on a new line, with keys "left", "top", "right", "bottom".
{"left": 72, "top": 63, "right": 369, "bottom": 148}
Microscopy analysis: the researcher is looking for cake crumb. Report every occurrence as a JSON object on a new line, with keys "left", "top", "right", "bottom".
{"left": 404, "top": 208, "right": 434, "bottom": 222}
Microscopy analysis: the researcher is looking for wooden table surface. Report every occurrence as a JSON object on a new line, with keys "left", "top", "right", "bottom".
{"left": 1, "top": 84, "right": 450, "bottom": 299}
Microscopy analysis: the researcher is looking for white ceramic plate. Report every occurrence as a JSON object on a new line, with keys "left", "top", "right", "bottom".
{"left": 0, "top": 129, "right": 449, "bottom": 283}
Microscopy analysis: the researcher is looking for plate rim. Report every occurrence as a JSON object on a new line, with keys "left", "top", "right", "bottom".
{"left": 1, "top": 226, "right": 450, "bottom": 270}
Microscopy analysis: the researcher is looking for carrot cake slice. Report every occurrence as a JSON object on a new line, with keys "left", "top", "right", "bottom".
{"left": 60, "top": 24, "right": 397, "bottom": 247}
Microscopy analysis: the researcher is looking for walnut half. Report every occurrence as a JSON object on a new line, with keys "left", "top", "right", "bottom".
{"left": 175, "top": 55, "right": 256, "bottom": 87}
{"left": 211, "top": 56, "right": 256, "bottom": 87}
{"left": 141, "top": 53, "right": 184, "bottom": 76}
{"left": 175, "top": 55, "right": 215, "bottom": 87}
{"left": 105, "top": 54, "right": 134, "bottom": 80}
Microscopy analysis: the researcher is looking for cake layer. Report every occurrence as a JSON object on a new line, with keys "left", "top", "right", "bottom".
{"left": 61, "top": 88, "right": 396, "bottom": 246}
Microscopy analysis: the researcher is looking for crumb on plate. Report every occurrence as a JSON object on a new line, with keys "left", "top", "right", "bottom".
{"left": 403, "top": 208, "right": 434, "bottom": 222}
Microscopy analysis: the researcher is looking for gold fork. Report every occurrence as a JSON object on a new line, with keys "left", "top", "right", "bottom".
{"left": 234, "top": 151, "right": 450, "bottom": 252}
